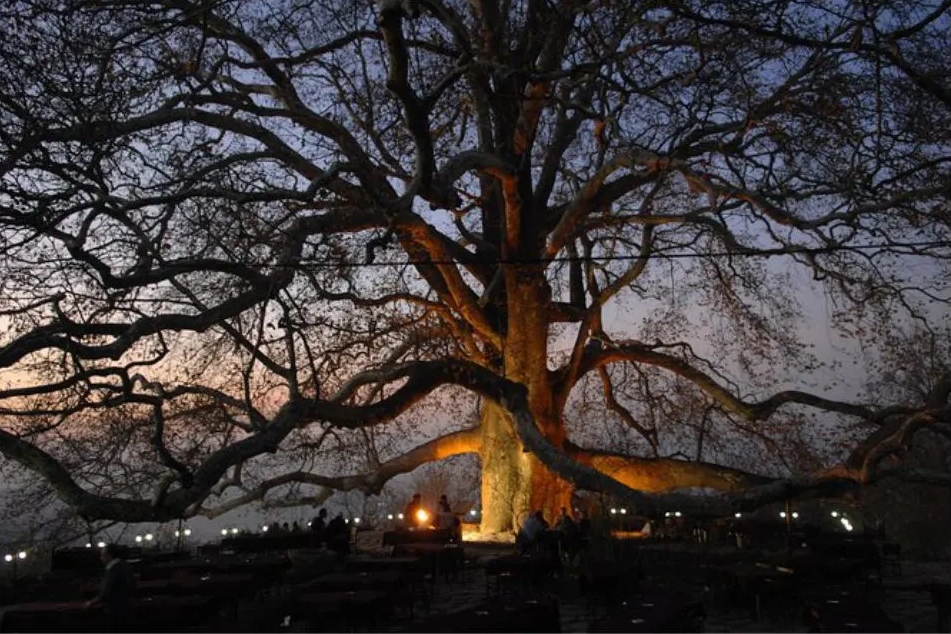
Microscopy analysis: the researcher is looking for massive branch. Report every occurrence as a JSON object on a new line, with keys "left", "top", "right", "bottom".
{"left": 200, "top": 427, "right": 481, "bottom": 518}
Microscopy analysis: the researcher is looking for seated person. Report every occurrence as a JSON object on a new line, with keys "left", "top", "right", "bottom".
{"left": 434, "top": 495, "right": 461, "bottom": 540}
{"left": 516, "top": 510, "right": 548, "bottom": 553}
{"left": 85, "top": 544, "right": 136, "bottom": 632}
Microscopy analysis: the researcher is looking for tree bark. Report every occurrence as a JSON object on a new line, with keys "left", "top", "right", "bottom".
{"left": 479, "top": 400, "right": 573, "bottom": 532}
{"left": 478, "top": 269, "right": 572, "bottom": 532}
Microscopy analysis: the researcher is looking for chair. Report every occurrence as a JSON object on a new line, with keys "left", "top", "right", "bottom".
{"left": 880, "top": 543, "right": 901, "bottom": 575}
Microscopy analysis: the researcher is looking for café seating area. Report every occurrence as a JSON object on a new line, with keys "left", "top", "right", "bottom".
{"left": 0, "top": 527, "right": 945, "bottom": 633}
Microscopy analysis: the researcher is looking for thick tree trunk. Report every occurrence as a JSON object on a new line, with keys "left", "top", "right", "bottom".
{"left": 479, "top": 400, "right": 573, "bottom": 532}
{"left": 478, "top": 271, "right": 572, "bottom": 533}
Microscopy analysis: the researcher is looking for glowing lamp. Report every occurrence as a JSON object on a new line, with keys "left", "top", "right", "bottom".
{"left": 734, "top": 512, "right": 742, "bottom": 518}
{"left": 220, "top": 529, "right": 228, "bottom": 536}
{"left": 184, "top": 529, "right": 191, "bottom": 536}
{"left": 664, "top": 512, "right": 671, "bottom": 518}
{"left": 144, "top": 533, "right": 153, "bottom": 541}
{"left": 674, "top": 512, "right": 682, "bottom": 518}
{"left": 831, "top": 511, "right": 839, "bottom": 518}
{"left": 792, "top": 512, "right": 799, "bottom": 519}
{"left": 387, "top": 514, "right": 394, "bottom": 520}
{"left": 610, "top": 508, "right": 617, "bottom": 515}
{"left": 97, "top": 541, "right": 106, "bottom": 548}
{"left": 469, "top": 509, "right": 477, "bottom": 516}
{"left": 230, "top": 528, "right": 239, "bottom": 535}
{"left": 135, "top": 535, "right": 143, "bottom": 543}
{"left": 3, "top": 554, "right": 11, "bottom": 562}
{"left": 620, "top": 508, "right": 627, "bottom": 515}
{"left": 416, "top": 509, "right": 429, "bottom": 525}
{"left": 262, "top": 525, "right": 269, "bottom": 532}
{"left": 86, "top": 543, "right": 92, "bottom": 548}
{"left": 17, "top": 551, "right": 26, "bottom": 560}
{"left": 354, "top": 517, "right": 361, "bottom": 524}
{"left": 780, "top": 512, "right": 787, "bottom": 519}
{"left": 397, "top": 513, "right": 404, "bottom": 520}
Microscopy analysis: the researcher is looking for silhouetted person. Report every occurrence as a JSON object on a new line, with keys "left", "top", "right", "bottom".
{"left": 85, "top": 544, "right": 136, "bottom": 632}
{"left": 403, "top": 493, "right": 423, "bottom": 528}
{"left": 555, "top": 507, "right": 581, "bottom": 559}
{"left": 577, "top": 510, "right": 591, "bottom": 549}
{"left": 326, "top": 513, "right": 350, "bottom": 557}
{"left": 282, "top": 522, "right": 290, "bottom": 533}
{"left": 517, "top": 510, "right": 548, "bottom": 553}
{"left": 310, "top": 508, "right": 328, "bottom": 534}
{"left": 291, "top": 521, "right": 302, "bottom": 533}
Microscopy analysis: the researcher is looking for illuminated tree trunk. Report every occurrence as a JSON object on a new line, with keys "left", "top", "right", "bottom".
{"left": 479, "top": 401, "right": 574, "bottom": 533}
{"left": 478, "top": 272, "right": 573, "bottom": 533}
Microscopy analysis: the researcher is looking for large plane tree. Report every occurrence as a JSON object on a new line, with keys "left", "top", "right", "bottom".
{"left": 0, "top": 0, "right": 949, "bottom": 531}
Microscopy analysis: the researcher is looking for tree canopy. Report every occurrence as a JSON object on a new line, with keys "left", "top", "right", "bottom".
{"left": 0, "top": 0, "right": 949, "bottom": 530}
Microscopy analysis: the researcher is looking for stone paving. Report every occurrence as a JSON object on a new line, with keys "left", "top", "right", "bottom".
{"left": 383, "top": 546, "right": 950, "bottom": 633}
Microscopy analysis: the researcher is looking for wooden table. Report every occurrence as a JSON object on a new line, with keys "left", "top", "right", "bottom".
{"left": 284, "top": 590, "right": 392, "bottom": 631}
{"left": 803, "top": 592, "right": 903, "bottom": 632}
{"left": 590, "top": 592, "right": 705, "bottom": 633}
{"left": 382, "top": 528, "right": 454, "bottom": 547}
{"left": 0, "top": 595, "right": 217, "bottom": 633}
{"left": 416, "top": 597, "right": 561, "bottom": 633}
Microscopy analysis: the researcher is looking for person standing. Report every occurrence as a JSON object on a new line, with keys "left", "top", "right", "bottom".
{"left": 85, "top": 543, "right": 136, "bottom": 632}
{"left": 403, "top": 493, "right": 423, "bottom": 528}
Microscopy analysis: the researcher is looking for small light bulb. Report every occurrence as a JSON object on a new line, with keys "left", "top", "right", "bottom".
{"left": 387, "top": 514, "right": 394, "bottom": 520}
{"left": 184, "top": 529, "right": 191, "bottom": 536}
{"left": 135, "top": 536, "right": 143, "bottom": 543}
{"left": 97, "top": 542, "right": 106, "bottom": 548}
{"left": 734, "top": 513, "right": 742, "bottom": 518}
{"left": 3, "top": 554, "right": 12, "bottom": 562}
{"left": 17, "top": 551, "right": 26, "bottom": 560}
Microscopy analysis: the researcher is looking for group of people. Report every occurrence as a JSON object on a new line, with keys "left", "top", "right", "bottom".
{"left": 308, "top": 508, "right": 352, "bottom": 555}
{"left": 517, "top": 507, "right": 590, "bottom": 561}
{"left": 402, "top": 493, "right": 462, "bottom": 539}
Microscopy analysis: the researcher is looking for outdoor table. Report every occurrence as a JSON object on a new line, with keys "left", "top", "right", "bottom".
{"left": 297, "top": 570, "right": 404, "bottom": 593}
{"left": 590, "top": 592, "right": 704, "bottom": 633}
{"left": 392, "top": 542, "right": 465, "bottom": 582}
{"left": 803, "top": 592, "right": 903, "bottom": 632}
{"left": 382, "top": 528, "right": 454, "bottom": 547}
{"left": 284, "top": 590, "right": 391, "bottom": 630}
{"left": 579, "top": 562, "right": 643, "bottom": 615}
{"left": 142, "top": 554, "right": 288, "bottom": 580}
{"left": 416, "top": 596, "right": 561, "bottom": 633}
{"left": 0, "top": 595, "right": 217, "bottom": 633}
{"left": 484, "top": 554, "right": 559, "bottom": 596}
{"left": 221, "top": 533, "right": 327, "bottom": 554}
{"left": 344, "top": 556, "right": 426, "bottom": 574}
{"left": 715, "top": 562, "right": 795, "bottom": 620}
